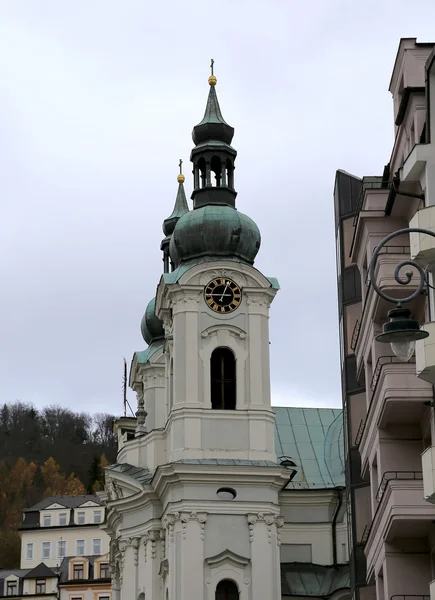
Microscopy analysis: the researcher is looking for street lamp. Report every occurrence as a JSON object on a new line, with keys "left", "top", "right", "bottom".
{"left": 369, "top": 227, "right": 434, "bottom": 362}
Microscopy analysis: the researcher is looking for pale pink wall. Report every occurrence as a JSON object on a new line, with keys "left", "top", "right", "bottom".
{"left": 377, "top": 440, "right": 423, "bottom": 475}
{"left": 383, "top": 553, "right": 431, "bottom": 598}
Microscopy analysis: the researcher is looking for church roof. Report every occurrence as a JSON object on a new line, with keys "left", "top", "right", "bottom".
{"left": 107, "top": 407, "right": 344, "bottom": 491}
{"left": 274, "top": 407, "right": 344, "bottom": 489}
{"left": 281, "top": 563, "right": 349, "bottom": 597}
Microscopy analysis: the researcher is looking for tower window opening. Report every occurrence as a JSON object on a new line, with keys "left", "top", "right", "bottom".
{"left": 211, "top": 348, "right": 236, "bottom": 410}
{"left": 226, "top": 159, "right": 234, "bottom": 189}
{"left": 211, "top": 156, "right": 222, "bottom": 187}
{"left": 198, "top": 158, "right": 206, "bottom": 188}
{"left": 216, "top": 579, "right": 238, "bottom": 599}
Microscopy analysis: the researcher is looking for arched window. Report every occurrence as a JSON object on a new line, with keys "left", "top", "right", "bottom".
{"left": 198, "top": 157, "right": 207, "bottom": 188}
{"left": 215, "top": 579, "right": 239, "bottom": 599}
{"left": 211, "top": 155, "right": 222, "bottom": 187}
{"left": 211, "top": 348, "right": 236, "bottom": 410}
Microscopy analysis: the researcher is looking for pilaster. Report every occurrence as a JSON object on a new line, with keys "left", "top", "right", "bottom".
{"left": 247, "top": 512, "right": 282, "bottom": 600}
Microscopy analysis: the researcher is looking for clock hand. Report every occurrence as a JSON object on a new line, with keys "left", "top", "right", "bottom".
{"left": 210, "top": 293, "right": 232, "bottom": 297}
{"left": 220, "top": 283, "right": 229, "bottom": 302}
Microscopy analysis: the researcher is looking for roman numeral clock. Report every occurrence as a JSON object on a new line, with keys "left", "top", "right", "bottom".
{"left": 204, "top": 277, "right": 242, "bottom": 313}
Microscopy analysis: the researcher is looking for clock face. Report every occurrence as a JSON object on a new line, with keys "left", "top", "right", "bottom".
{"left": 204, "top": 277, "right": 242, "bottom": 313}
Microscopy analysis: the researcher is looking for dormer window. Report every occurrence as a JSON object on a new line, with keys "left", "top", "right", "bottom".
{"left": 6, "top": 581, "right": 17, "bottom": 595}
{"left": 43, "top": 514, "right": 51, "bottom": 527}
{"left": 73, "top": 564, "right": 84, "bottom": 580}
{"left": 36, "top": 579, "right": 46, "bottom": 594}
{"left": 77, "top": 511, "right": 85, "bottom": 525}
{"left": 93, "top": 510, "right": 102, "bottom": 524}
{"left": 99, "top": 563, "right": 109, "bottom": 579}
{"left": 59, "top": 513, "right": 67, "bottom": 526}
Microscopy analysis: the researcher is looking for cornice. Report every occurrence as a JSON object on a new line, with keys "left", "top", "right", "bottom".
{"left": 279, "top": 489, "right": 340, "bottom": 505}
{"left": 153, "top": 462, "right": 288, "bottom": 498}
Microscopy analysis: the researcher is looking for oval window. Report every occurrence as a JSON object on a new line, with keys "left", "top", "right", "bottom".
{"left": 217, "top": 487, "right": 237, "bottom": 500}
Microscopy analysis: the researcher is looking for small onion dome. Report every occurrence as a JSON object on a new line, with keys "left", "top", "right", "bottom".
{"left": 140, "top": 297, "right": 165, "bottom": 345}
{"left": 169, "top": 205, "right": 261, "bottom": 267}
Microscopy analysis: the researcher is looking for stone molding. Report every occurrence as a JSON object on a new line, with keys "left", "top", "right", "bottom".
{"left": 143, "top": 372, "right": 165, "bottom": 389}
{"left": 171, "top": 293, "right": 201, "bottom": 314}
{"left": 162, "top": 510, "right": 208, "bottom": 541}
{"left": 143, "top": 528, "right": 164, "bottom": 561}
{"left": 246, "top": 513, "right": 284, "bottom": 544}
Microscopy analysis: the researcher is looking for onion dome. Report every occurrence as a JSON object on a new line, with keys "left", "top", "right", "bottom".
{"left": 140, "top": 298, "right": 164, "bottom": 345}
{"left": 169, "top": 205, "right": 261, "bottom": 267}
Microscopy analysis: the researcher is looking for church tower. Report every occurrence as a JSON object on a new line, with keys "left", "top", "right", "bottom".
{"left": 102, "top": 65, "right": 287, "bottom": 600}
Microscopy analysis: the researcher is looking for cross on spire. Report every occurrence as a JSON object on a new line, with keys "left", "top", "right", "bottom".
{"left": 179, "top": 158, "right": 183, "bottom": 174}
{"left": 210, "top": 58, "right": 214, "bottom": 76}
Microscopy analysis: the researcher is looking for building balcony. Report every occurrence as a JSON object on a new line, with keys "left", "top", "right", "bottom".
{"left": 391, "top": 594, "right": 429, "bottom": 600}
{"left": 422, "top": 446, "right": 435, "bottom": 504}
{"left": 416, "top": 322, "right": 435, "bottom": 385}
{"left": 359, "top": 357, "right": 431, "bottom": 468}
{"left": 410, "top": 206, "right": 435, "bottom": 267}
{"left": 366, "top": 472, "right": 434, "bottom": 577}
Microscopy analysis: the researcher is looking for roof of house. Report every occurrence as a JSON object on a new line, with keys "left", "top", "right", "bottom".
{"left": 23, "top": 563, "right": 58, "bottom": 579}
{"left": 281, "top": 563, "right": 349, "bottom": 597}
{"left": 58, "top": 556, "right": 110, "bottom": 584}
{"left": 24, "top": 495, "right": 102, "bottom": 512}
{"left": 274, "top": 407, "right": 344, "bottom": 489}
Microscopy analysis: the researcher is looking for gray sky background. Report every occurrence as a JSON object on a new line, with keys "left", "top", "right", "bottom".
{"left": 2, "top": 1, "right": 435, "bottom": 416}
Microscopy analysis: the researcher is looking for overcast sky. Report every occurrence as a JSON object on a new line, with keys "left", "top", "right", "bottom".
{"left": 2, "top": 1, "right": 435, "bottom": 416}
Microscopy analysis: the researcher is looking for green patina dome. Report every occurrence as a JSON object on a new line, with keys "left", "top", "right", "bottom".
{"left": 169, "top": 205, "right": 261, "bottom": 267}
{"left": 140, "top": 298, "right": 165, "bottom": 345}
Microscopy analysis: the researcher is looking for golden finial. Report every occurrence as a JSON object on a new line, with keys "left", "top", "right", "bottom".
{"left": 208, "top": 58, "right": 217, "bottom": 86}
{"left": 177, "top": 159, "right": 185, "bottom": 183}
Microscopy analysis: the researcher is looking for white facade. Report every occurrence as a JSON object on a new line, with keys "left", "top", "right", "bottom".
{"left": 19, "top": 497, "right": 110, "bottom": 569}
{"left": 101, "top": 74, "right": 349, "bottom": 600}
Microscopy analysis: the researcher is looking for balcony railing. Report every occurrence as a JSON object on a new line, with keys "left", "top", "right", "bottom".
{"left": 359, "top": 523, "right": 370, "bottom": 546}
{"left": 391, "top": 596, "right": 430, "bottom": 600}
{"left": 376, "top": 471, "right": 423, "bottom": 503}
{"left": 354, "top": 419, "right": 365, "bottom": 447}
{"left": 350, "top": 319, "right": 361, "bottom": 352}
{"left": 370, "top": 355, "right": 416, "bottom": 393}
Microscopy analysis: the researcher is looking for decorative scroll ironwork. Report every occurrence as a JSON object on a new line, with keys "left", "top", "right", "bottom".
{"left": 368, "top": 227, "right": 435, "bottom": 305}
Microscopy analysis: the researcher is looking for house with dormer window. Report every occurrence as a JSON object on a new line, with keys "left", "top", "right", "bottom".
{"left": 57, "top": 554, "right": 111, "bottom": 600}
{"left": 19, "top": 495, "right": 110, "bottom": 569}
{"left": 0, "top": 563, "right": 58, "bottom": 600}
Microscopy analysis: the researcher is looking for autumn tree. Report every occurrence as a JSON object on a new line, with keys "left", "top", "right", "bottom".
{"left": 41, "top": 457, "right": 86, "bottom": 497}
{"left": 0, "top": 458, "right": 37, "bottom": 568}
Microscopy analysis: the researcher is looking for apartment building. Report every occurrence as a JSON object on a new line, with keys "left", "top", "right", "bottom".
{"left": 19, "top": 495, "right": 109, "bottom": 569}
{"left": 334, "top": 38, "right": 435, "bottom": 600}
{"left": 0, "top": 564, "right": 58, "bottom": 600}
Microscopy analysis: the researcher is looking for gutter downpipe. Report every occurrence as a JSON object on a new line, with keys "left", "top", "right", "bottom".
{"left": 332, "top": 487, "right": 344, "bottom": 566}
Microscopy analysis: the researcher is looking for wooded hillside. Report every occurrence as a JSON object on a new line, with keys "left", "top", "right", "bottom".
{"left": 0, "top": 402, "right": 118, "bottom": 568}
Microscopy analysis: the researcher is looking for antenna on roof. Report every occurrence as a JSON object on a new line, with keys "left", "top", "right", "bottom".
{"left": 123, "top": 358, "right": 127, "bottom": 417}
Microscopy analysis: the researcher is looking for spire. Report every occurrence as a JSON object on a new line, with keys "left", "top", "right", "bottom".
{"left": 190, "top": 61, "right": 238, "bottom": 209}
{"left": 161, "top": 161, "right": 189, "bottom": 272}
{"left": 192, "top": 60, "right": 234, "bottom": 146}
